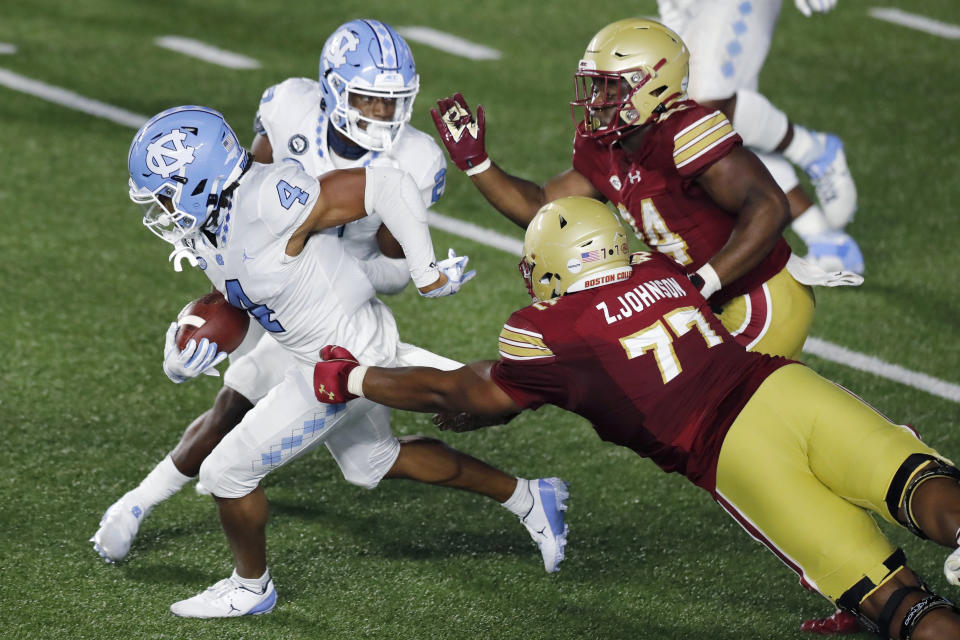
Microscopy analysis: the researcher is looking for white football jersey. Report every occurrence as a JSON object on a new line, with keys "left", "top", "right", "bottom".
{"left": 190, "top": 161, "right": 400, "bottom": 366}
{"left": 254, "top": 77, "right": 447, "bottom": 259}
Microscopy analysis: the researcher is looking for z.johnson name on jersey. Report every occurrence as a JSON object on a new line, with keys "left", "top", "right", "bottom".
{"left": 595, "top": 277, "right": 687, "bottom": 325}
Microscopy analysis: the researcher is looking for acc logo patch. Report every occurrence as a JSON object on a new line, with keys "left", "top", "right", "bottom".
{"left": 324, "top": 28, "right": 360, "bottom": 68}
{"left": 288, "top": 134, "right": 308, "bottom": 155}
{"left": 146, "top": 129, "right": 195, "bottom": 178}
{"left": 196, "top": 256, "right": 208, "bottom": 271}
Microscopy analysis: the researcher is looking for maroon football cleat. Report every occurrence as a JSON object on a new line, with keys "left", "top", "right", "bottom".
{"left": 800, "top": 609, "right": 862, "bottom": 634}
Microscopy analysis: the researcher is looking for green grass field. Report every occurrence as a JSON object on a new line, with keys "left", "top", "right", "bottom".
{"left": 2, "top": 1, "right": 959, "bottom": 638}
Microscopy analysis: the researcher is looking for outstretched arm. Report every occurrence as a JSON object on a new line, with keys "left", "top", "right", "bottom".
{"left": 432, "top": 93, "right": 602, "bottom": 229}
{"left": 313, "top": 346, "right": 522, "bottom": 419}
{"left": 694, "top": 146, "right": 790, "bottom": 295}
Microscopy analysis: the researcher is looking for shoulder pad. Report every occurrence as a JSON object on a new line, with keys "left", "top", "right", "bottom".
{"left": 670, "top": 107, "right": 739, "bottom": 173}
{"left": 255, "top": 77, "right": 319, "bottom": 131}
{"left": 387, "top": 126, "right": 447, "bottom": 206}
{"left": 251, "top": 162, "right": 320, "bottom": 238}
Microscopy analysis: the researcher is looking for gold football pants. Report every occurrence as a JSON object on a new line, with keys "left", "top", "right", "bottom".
{"left": 716, "top": 266, "right": 814, "bottom": 360}
{"left": 714, "top": 364, "right": 942, "bottom": 603}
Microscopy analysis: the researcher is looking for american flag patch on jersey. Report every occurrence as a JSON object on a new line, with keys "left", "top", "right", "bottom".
{"left": 581, "top": 250, "right": 603, "bottom": 262}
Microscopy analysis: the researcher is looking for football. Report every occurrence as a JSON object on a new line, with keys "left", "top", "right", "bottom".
{"left": 175, "top": 291, "right": 250, "bottom": 353}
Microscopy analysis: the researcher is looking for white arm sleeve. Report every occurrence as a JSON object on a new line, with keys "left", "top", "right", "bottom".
{"left": 364, "top": 166, "right": 440, "bottom": 288}
{"left": 358, "top": 255, "right": 411, "bottom": 295}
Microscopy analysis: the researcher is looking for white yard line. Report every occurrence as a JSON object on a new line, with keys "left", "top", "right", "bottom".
{"left": 428, "top": 212, "right": 523, "bottom": 255}
{"left": 1, "top": 68, "right": 956, "bottom": 404}
{"left": 869, "top": 8, "right": 960, "bottom": 39}
{"left": 0, "top": 68, "right": 147, "bottom": 128}
{"left": 397, "top": 26, "right": 501, "bottom": 60}
{"left": 155, "top": 36, "right": 261, "bottom": 69}
{"left": 0, "top": 43, "right": 16, "bottom": 55}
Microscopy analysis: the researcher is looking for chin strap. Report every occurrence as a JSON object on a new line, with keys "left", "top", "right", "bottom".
{"left": 168, "top": 243, "right": 198, "bottom": 272}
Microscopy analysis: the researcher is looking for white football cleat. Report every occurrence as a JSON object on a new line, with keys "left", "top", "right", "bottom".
{"left": 804, "top": 231, "right": 865, "bottom": 275}
{"left": 90, "top": 495, "right": 148, "bottom": 563}
{"left": 520, "top": 477, "right": 569, "bottom": 573}
{"left": 944, "top": 546, "right": 960, "bottom": 586}
{"left": 803, "top": 132, "right": 857, "bottom": 230}
{"left": 170, "top": 576, "right": 277, "bottom": 618}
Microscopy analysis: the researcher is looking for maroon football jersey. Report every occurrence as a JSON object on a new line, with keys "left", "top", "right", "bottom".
{"left": 572, "top": 101, "right": 791, "bottom": 306}
{"left": 492, "top": 252, "right": 790, "bottom": 491}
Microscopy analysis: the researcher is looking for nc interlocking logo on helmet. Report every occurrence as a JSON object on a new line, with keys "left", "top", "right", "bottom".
{"left": 145, "top": 130, "right": 196, "bottom": 178}
{"left": 324, "top": 28, "right": 360, "bottom": 68}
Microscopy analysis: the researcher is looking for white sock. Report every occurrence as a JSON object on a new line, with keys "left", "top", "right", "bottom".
{"left": 732, "top": 89, "right": 789, "bottom": 152}
{"left": 784, "top": 125, "right": 821, "bottom": 168}
{"left": 501, "top": 478, "right": 534, "bottom": 517}
{"left": 792, "top": 205, "right": 831, "bottom": 242}
{"left": 232, "top": 568, "right": 271, "bottom": 593}
{"left": 127, "top": 455, "right": 192, "bottom": 513}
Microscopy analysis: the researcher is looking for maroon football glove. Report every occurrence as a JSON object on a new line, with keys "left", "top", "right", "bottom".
{"left": 313, "top": 345, "right": 360, "bottom": 403}
{"left": 430, "top": 93, "right": 488, "bottom": 173}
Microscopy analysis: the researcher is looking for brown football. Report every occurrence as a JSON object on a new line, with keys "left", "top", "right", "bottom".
{"left": 175, "top": 291, "right": 250, "bottom": 353}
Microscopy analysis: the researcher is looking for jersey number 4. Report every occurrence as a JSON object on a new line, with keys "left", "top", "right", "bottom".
{"left": 225, "top": 279, "right": 284, "bottom": 333}
{"left": 617, "top": 199, "right": 691, "bottom": 266}
{"left": 618, "top": 306, "right": 721, "bottom": 383}
{"left": 276, "top": 180, "right": 310, "bottom": 209}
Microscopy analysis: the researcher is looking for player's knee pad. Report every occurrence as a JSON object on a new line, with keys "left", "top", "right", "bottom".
{"left": 197, "top": 443, "right": 259, "bottom": 499}
{"left": 336, "top": 436, "right": 401, "bottom": 490}
{"left": 885, "top": 453, "right": 960, "bottom": 539}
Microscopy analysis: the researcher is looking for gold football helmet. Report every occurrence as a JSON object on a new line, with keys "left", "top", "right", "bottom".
{"left": 520, "top": 197, "right": 631, "bottom": 302}
{"left": 572, "top": 18, "right": 689, "bottom": 138}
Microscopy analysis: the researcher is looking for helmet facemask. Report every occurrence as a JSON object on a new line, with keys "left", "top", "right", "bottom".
{"left": 326, "top": 73, "right": 418, "bottom": 152}
{"left": 572, "top": 65, "right": 671, "bottom": 138}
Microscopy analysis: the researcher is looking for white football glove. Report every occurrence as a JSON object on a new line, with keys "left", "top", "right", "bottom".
{"left": 162, "top": 322, "right": 228, "bottom": 384}
{"left": 794, "top": 0, "right": 837, "bottom": 17}
{"left": 945, "top": 546, "right": 960, "bottom": 586}
{"left": 420, "top": 249, "right": 477, "bottom": 298}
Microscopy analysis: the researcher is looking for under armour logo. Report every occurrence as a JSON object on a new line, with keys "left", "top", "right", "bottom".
{"left": 628, "top": 170, "right": 642, "bottom": 184}
{"left": 145, "top": 129, "right": 196, "bottom": 178}
{"left": 324, "top": 29, "right": 360, "bottom": 68}
{"left": 441, "top": 103, "right": 479, "bottom": 143}
{"left": 316, "top": 384, "right": 335, "bottom": 401}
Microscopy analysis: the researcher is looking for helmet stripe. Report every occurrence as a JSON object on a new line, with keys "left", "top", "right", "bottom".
{"left": 364, "top": 19, "right": 398, "bottom": 69}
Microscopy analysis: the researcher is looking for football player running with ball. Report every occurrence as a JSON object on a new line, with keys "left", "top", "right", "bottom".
{"left": 92, "top": 21, "right": 569, "bottom": 609}
{"left": 431, "top": 18, "right": 861, "bottom": 365}
{"left": 314, "top": 197, "right": 960, "bottom": 640}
